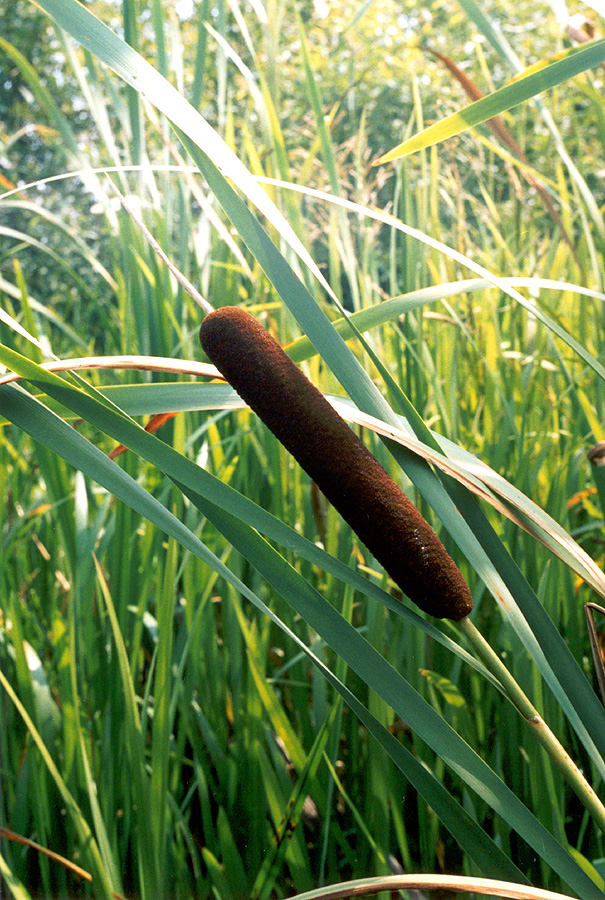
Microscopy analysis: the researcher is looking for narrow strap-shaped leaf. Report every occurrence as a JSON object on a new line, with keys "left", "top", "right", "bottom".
{"left": 374, "top": 39, "right": 605, "bottom": 162}
{"left": 177, "top": 487, "right": 601, "bottom": 898}
{"left": 0, "top": 383, "right": 525, "bottom": 885}
{"left": 0, "top": 668, "right": 116, "bottom": 900}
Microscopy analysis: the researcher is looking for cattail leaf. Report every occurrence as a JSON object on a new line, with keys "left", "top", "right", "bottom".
{"left": 0, "top": 383, "right": 526, "bottom": 885}
{"left": 32, "top": 0, "right": 330, "bottom": 300}
{"left": 374, "top": 39, "right": 605, "bottom": 163}
{"left": 176, "top": 487, "right": 602, "bottom": 899}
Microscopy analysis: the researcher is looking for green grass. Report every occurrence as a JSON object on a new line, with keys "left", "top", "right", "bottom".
{"left": 1, "top": 0, "right": 605, "bottom": 898}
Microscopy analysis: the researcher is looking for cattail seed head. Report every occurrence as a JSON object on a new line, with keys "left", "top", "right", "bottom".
{"left": 200, "top": 307, "right": 473, "bottom": 621}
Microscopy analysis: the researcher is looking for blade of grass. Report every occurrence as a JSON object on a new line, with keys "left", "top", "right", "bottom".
{"left": 0, "top": 380, "right": 528, "bottom": 885}
{"left": 283, "top": 875, "right": 582, "bottom": 900}
{"left": 453, "top": 0, "right": 605, "bottom": 241}
{"left": 373, "top": 39, "right": 605, "bottom": 162}
{"left": 0, "top": 851, "right": 33, "bottom": 900}
{"left": 177, "top": 487, "right": 602, "bottom": 897}
{"left": 31, "top": 0, "right": 331, "bottom": 297}
{"left": 92, "top": 558, "right": 159, "bottom": 899}
{"left": 148, "top": 536, "right": 178, "bottom": 881}
{"left": 0, "top": 668, "right": 116, "bottom": 900}
{"left": 251, "top": 708, "right": 338, "bottom": 900}
{"left": 298, "top": 18, "right": 360, "bottom": 309}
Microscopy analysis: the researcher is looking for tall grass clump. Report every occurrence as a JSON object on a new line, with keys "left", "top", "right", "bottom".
{"left": 1, "top": 1, "right": 605, "bottom": 898}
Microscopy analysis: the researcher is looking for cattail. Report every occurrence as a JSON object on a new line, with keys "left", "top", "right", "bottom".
{"left": 200, "top": 307, "right": 472, "bottom": 621}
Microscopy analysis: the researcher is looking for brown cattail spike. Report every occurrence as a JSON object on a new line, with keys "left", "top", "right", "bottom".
{"left": 200, "top": 307, "right": 473, "bottom": 621}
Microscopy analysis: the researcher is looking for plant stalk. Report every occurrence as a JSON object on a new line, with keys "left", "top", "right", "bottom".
{"left": 459, "top": 616, "right": 605, "bottom": 835}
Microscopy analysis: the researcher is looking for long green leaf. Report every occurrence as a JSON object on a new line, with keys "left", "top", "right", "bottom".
{"left": 375, "top": 39, "right": 605, "bottom": 162}
{"left": 30, "top": 0, "right": 329, "bottom": 296}
{"left": 0, "top": 383, "right": 527, "bottom": 886}
{"left": 0, "top": 851, "right": 33, "bottom": 900}
{"left": 93, "top": 559, "right": 159, "bottom": 899}
{"left": 0, "top": 667, "right": 116, "bottom": 900}
{"left": 178, "top": 487, "right": 601, "bottom": 897}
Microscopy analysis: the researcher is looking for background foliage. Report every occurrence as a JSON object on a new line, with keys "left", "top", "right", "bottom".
{"left": 1, "top": 0, "right": 605, "bottom": 898}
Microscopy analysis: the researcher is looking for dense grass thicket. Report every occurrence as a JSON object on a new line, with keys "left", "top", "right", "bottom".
{"left": 2, "top": 1, "right": 605, "bottom": 898}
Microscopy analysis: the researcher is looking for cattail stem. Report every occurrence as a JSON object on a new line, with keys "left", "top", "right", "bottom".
{"left": 459, "top": 617, "right": 605, "bottom": 834}
{"left": 200, "top": 306, "right": 473, "bottom": 621}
